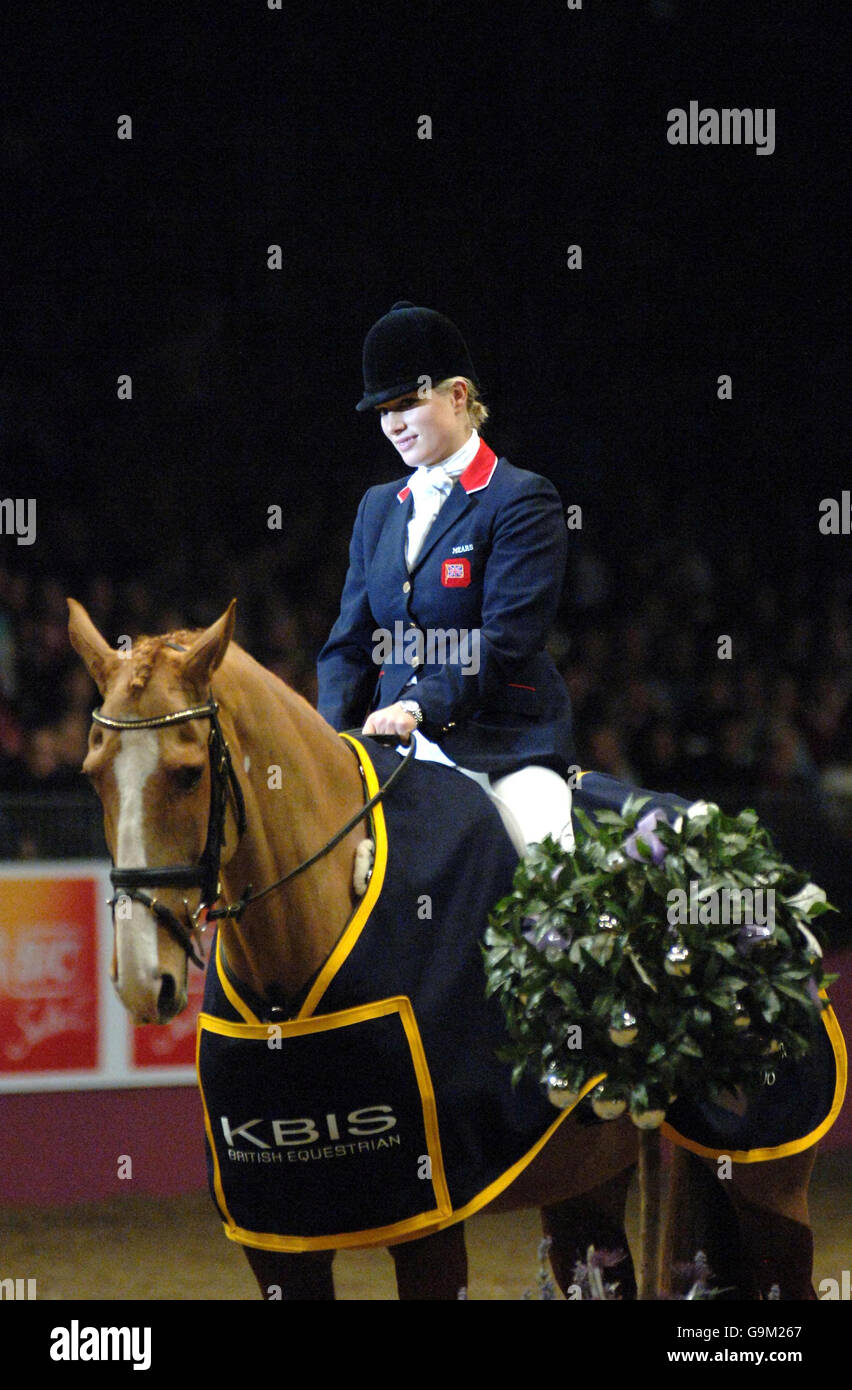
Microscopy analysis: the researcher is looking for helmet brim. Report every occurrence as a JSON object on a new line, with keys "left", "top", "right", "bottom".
{"left": 355, "top": 377, "right": 426, "bottom": 412}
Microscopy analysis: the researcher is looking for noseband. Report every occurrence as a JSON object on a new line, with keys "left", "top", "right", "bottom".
{"left": 91, "top": 697, "right": 246, "bottom": 969}
{"left": 91, "top": 690, "right": 414, "bottom": 971}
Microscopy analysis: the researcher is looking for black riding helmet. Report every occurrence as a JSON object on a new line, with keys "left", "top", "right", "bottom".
{"left": 356, "top": 301, "right": 478, "bottom": 412}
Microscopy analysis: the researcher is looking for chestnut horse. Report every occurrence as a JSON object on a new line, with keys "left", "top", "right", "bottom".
{"left": 67, "top": 597, "right": 819, "bottom": 1300}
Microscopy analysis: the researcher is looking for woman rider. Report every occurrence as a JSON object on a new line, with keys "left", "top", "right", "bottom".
{"left": 317, "top": 300, "right": 575, "bottom": 854}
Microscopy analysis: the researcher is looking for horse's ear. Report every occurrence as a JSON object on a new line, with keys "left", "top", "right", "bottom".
{"left": 180, "top": 599, "right": 237, "bottom": 690}
{"left": 67, "top": 598, "right": 121, "bottom": 696}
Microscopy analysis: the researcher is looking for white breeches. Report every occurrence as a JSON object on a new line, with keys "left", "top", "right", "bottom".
{"left": 485, "top": 764, "right": 575, "bottom": 857}
{"left": 402, "top": 729, "right": 574, "bottom": 857}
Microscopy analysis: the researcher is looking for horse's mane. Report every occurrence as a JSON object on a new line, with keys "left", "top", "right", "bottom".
{"left": 127, "top": 630, "right": 200, "bottom": 693}
{"left": 126, "top": 628, "right": 323, "bottom": 732}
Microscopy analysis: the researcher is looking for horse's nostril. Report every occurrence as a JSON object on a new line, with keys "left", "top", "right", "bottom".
{"left": 158, "top": 973, "right": 177, "bottom": 1015}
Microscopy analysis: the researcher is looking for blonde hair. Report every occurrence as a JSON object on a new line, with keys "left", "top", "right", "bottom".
{"left": 435, "top": 376, "right": 490, "bottom": 430}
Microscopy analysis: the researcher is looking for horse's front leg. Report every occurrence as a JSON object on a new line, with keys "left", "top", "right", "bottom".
{"left": 242, "top": 1245, "right": 336, "bottom": 1300}
{"left": 389, "top": 1222, "right": 469, "bottom": 1300}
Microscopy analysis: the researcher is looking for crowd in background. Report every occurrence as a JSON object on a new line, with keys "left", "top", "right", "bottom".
{"left": 1, "top": 505, "right": 850, "bottom": 928}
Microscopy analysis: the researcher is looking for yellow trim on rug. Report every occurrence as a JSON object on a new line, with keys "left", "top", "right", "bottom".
{"left": 661, "top": 1004, "right": 847, "bottom": 1163}
{"left": 296, "top": 733, "right": 389, "bottom": 1020}
{"left": 213, "top": 929, "right": 262, "bottom": 1024}
{"left": 196, "top": 995, "right": 453, "bottom": 1250}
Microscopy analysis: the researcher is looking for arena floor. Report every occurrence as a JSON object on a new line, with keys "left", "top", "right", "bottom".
{"left": 3, "top": 1148, "right": 848, "bottom": 1301}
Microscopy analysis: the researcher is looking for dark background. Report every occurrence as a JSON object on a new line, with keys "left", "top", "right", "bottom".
{"left": 2, "top": 1, "right": 846, "bottom": 579}
{"left": 1, "top": 0, "right": 849, "bottom": 920}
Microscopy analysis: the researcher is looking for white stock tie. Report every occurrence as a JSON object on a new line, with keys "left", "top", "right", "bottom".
{"left": 405, "top": 465, "right": 455, "bottom": 569}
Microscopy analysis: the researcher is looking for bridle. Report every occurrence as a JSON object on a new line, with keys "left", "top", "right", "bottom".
{"left": 92, "top": 697, "right": 246, "bottom": 968}
{"left": 91, "top": 693, "right": 414, "bottom": 970}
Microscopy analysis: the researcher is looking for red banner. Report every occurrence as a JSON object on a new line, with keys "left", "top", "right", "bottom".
{"left": 0, "top": 877, "right": 99, "bottom": 1073}
{"left": 0, "top": 865, "right": 201, "bottom": 1091}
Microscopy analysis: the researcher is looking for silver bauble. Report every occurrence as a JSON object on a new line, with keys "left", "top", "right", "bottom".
{"left": 608, "top": 1010, "right": 638, "bottom": 1047}
{"left": 545, "top": 1074, "right": 581, "bottom": 1109}
{"left": 591, "top": 1085, "right": 627, "bottom": 1120}
{"left": 630, "top": 1106, "right": 667, "bottom": 1130}
{"left": 664, "top": 943, "right": 692, "bottom": 977}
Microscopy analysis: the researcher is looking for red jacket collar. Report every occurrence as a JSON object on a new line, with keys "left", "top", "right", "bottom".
{"left": 459, "top": 437, "right": 498, "bottom": 493}
{"left": 396, "top": 438, "right": 498, "bottom": 503}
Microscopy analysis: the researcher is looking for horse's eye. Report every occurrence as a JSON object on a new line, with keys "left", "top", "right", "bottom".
{"left": 174, "top": 766, "right": 203, "bottom": 793}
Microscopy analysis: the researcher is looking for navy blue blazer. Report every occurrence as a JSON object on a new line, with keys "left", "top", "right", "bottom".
{"left": 317, "top": 438, "right": 575, "bottom": 777}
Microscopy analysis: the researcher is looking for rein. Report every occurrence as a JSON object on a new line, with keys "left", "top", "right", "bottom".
{"left": 91, "top": 695, "right": 414, "bottom": 968}
{"left": 205, "top": 732, "right": 414, "bottom": 925}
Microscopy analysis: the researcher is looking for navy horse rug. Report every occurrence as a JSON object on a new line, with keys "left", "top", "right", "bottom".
{"left": 196, "top": 742, "right": 846, "bottom": 1253}
{"left": 196, "top": 734, "right": 585, "bottom": 1253}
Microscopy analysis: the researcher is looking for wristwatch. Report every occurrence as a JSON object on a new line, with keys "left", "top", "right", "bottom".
{"left": 398, "top": 699, "right": 424, "bottom": 726}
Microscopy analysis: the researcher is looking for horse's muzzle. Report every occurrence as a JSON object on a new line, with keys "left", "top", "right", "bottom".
{"left": 114, "top": 963, "right": 186, "bottom": 1025}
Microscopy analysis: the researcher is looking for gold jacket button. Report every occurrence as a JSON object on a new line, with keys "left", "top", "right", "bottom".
{"left": 402, "top": 581, "right": 411, "bottom": 593}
